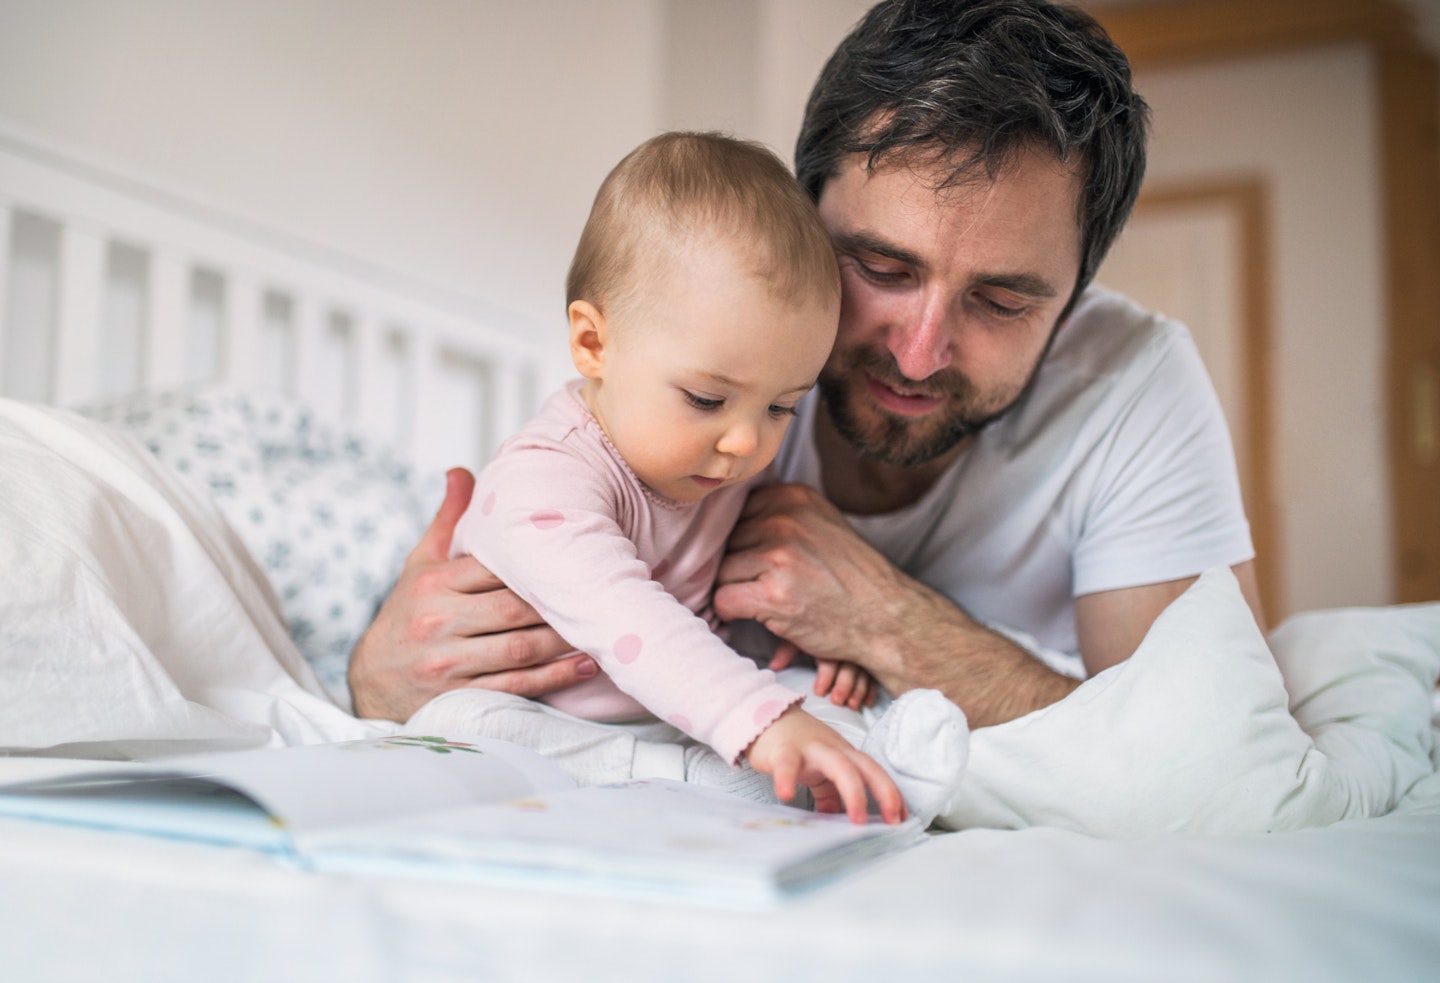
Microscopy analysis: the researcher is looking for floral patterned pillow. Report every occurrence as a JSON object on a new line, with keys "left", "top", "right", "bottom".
{"left": 81, "top": 388, "right": 437, "bottom": 711}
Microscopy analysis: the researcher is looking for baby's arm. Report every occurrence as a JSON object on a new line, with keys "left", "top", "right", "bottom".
{"left": 746, "top": 707, "right": 906, "bottom": 824}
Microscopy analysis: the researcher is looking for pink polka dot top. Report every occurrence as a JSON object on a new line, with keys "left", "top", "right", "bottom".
{"left": 451, "top": 381, "right": 801, "bottom": 765}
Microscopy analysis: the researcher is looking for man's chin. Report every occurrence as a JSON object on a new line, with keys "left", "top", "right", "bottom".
{"left": 834, "top": 404, "right": 968, "bottom": 467}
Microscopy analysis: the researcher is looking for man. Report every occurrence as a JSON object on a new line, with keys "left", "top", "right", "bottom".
{"left": 349, "top": 0, "right": 1263, "bottom": 728}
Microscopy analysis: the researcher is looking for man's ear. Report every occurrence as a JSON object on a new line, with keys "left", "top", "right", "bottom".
{"left": 568, "top": 300, "right": 608, "bottom": 380}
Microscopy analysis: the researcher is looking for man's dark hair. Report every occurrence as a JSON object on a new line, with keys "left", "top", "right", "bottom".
{"left": 795, "top": 0, "right": 1149, "bottom": 296}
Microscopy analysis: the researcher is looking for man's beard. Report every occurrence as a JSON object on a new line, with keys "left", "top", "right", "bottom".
{"left": 817, "top": 346, "right": 1039, "bottom": 468}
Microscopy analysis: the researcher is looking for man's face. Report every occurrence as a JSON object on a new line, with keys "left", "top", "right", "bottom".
{"left": 814, "top": 147, "right": 1084, "bottom": 467}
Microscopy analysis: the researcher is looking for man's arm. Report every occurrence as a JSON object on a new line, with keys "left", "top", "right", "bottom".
{"left": 712, "top": 484, "right": 1263, "bottom": 728}
{"left": 1074, "top": 560, "right": 1265, "bottom": 676}
{"left": 347, "top": 468, "right": 593, "bottom": 722}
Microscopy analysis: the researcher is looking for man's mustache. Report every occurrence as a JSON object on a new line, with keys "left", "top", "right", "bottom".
{"left": 846, "top": 347, "right": 973, "bottom": 402}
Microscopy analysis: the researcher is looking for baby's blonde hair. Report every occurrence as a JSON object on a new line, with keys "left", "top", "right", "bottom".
{"left": 566, "top": 131, "right": 839, "bottom": 318}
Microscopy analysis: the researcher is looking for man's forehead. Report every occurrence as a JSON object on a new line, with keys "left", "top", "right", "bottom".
{"left": 849, "top": 142, "right": 1078, "bottom": 192}
{"left": 821, "top": 147, "right": 1083, "bottom": 238}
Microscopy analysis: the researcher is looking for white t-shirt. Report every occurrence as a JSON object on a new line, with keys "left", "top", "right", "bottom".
{"left": 771, "top": 285, "right": 1254, "bottom": 655}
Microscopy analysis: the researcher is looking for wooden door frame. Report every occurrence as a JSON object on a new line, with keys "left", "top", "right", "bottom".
{"left": 1127, "top": 179, "right": 1279, "bottom": 619}
{"left": 1092, "top": 0, "right": 1440, "bottom": 603}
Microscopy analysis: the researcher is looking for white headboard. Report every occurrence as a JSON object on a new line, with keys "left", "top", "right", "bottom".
{"left": 0, "top": 131, "right": 544, "bottom": 475}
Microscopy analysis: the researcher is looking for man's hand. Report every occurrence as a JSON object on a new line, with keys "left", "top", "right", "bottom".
{"left": 715, "top": 484, "right": 1079, "bottom": 727}
{"left": 745, "top": 706, "right": 906, "bottom": 825}
{"left": 715, "top": 484, "right": 928, "bottom": 677}
{"left": 347, "top": 468, "right": 591, "bottom": 722}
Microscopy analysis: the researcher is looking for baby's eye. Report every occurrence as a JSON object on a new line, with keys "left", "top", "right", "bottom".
{"left": 684, "top": 391, "right": 724, "bottom": 411}
{"left": 768, "top": 404, "right": 798, "bottom": 419}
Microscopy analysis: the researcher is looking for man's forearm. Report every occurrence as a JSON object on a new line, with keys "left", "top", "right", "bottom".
{"left": 864, "top": 581, "right": 1080, "bottom": 728}
{"left": 918, "top": 623, "right": 1081, "bottom": 727}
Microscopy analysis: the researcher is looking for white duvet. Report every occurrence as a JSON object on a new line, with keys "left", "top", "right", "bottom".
{"left": 2, "top": 397, "right": 1437, "bottom": 838}
{"left": 943, "top": 569, "right": 1439, "bottom": 833}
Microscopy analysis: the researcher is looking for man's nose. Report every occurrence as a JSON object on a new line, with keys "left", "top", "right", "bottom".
{"left": 888, "top": 293, "right": 955, "bottom": 379}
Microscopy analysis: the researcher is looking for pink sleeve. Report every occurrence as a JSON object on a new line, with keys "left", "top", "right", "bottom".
{"left": 454, "top": 443, "right": 799, "bottom": 765}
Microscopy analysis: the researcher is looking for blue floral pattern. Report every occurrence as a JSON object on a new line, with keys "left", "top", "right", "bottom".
{"left": 81, "top": 388, "right": 438, "bottom": 711}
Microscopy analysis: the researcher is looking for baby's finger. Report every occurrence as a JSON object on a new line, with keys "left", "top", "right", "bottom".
{"left": 808, "top": 747, "right": 871, "bottom": 825}
{"left": 808, "top": 779, "right": 844, "bottom": 815}
{"left": 768, "top": 748, "right": 800, "bottom": 803}
{"left": 853, "top": 750, "right": 907, "bottom": 825}
{"left": 768, "top": 641, "right": 799, "bottom": 672}
{"left": 847, "top": 671, "right": 871, "bottom": 711}
{"left": 813, "top": 658, "right": 839, "bottom": 697}
{"left": 829, "top": 663, "right": 856, "bottom": 707}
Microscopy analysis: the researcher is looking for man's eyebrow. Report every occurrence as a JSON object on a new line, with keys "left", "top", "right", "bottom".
{"left": 834, "top": 231, "right": 1058, "bottom": 298}
{"left": 831, "top": 230, "right": 925, "bottom": 268}
{"left": 978, "top": 273, "right": 1058, "bottom": 299}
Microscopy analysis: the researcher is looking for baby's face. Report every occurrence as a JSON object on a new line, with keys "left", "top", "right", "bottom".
{"left": 587, "top": 238, "right": 838, "bottom": 503}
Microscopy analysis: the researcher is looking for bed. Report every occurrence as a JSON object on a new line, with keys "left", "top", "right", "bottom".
{"left": 3, "top": 131, "right": 1438, "bottom": 982}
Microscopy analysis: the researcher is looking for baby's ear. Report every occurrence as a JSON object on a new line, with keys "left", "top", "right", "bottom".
{"left": 568, "top": 300, "right": 608, "bottom": 379}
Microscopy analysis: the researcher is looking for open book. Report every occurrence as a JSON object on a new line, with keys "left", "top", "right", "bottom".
{"left": 0, "top": 735, "right": 923, "bottom": 906}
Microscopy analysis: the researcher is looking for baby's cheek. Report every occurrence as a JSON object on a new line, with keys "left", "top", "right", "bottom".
{"left": 634, "top": 438, "right": 707, "bottom": 494}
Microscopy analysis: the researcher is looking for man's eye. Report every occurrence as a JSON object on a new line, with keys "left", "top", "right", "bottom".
{"left": 684, "top": 392, "right": 723, "bottom": 411}
{"left": 978, "top": 294, "right": 1026, "bottom": 318}
{"left": 854, "top": 259, "right": 907, "bottom": 285}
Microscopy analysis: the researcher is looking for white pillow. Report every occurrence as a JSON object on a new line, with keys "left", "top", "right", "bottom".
{"left": 82, "top": 388, "right": 436, "bottom": 709}
{"left": 0, "top": 398, "right": 382, "bottom": 756}
{"left": 937, "top": 567, "right": 1440, "bottom": 836}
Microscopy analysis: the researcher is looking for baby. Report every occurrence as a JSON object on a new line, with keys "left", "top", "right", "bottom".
{"left": 409, "top": 132, "right": 967, "bottom": 824}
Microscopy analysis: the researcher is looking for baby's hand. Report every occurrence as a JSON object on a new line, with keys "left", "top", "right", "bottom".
{"left": 813, "top": 658, "right": 878, "bottom": 710}
{"left": 768, "top": 643, "right": 877, "bottom": 711}
{"left": 745, "top": 707, "right": 906, "bottom": 825}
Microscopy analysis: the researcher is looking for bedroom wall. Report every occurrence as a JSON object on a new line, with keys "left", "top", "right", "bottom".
{"left": 661, "top": 0, "right": 872, "bottom": 155}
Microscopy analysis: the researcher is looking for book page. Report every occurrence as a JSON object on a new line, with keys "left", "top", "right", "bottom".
{"left": 0, "top": 775, "right": 289, "bottom": 850}
{"left": 0, "top": 735, "right": 576, "bottom": 842}
{"left": 152, "top": 735, "right": 577, "bottom": 834}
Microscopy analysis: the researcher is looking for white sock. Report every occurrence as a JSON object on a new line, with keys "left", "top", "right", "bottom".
{"left": 860, "top": 689, "right": 969, "bottom": 828}
{"left": 406, "top": 689, "right": 685, "bottom": 786}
